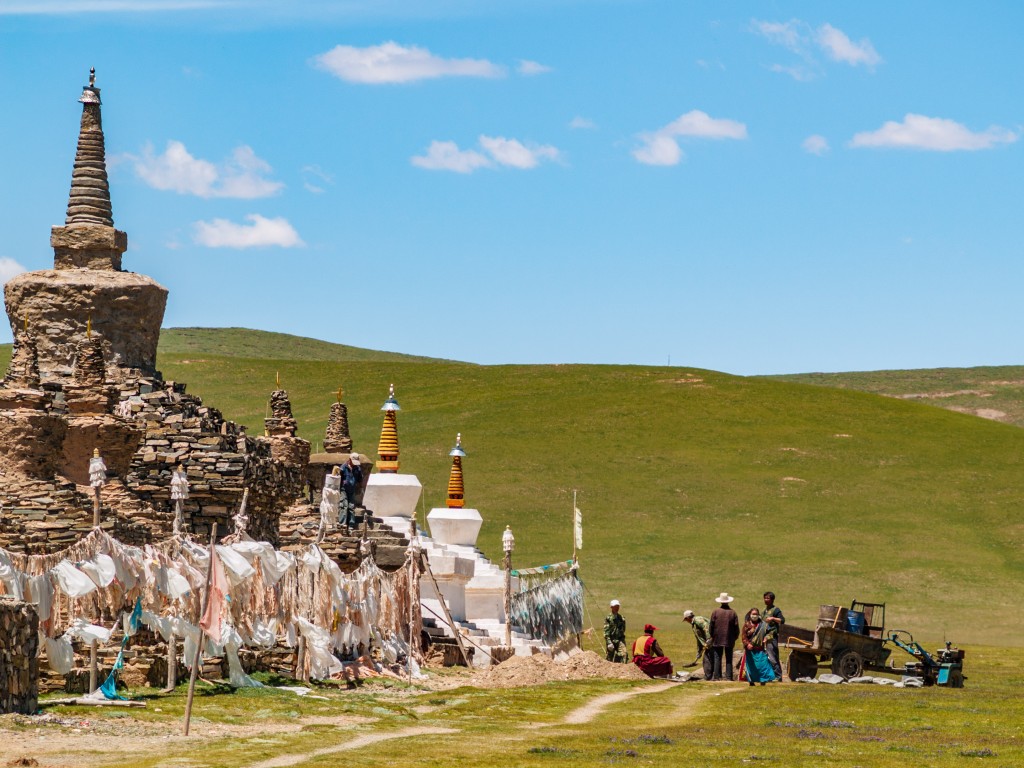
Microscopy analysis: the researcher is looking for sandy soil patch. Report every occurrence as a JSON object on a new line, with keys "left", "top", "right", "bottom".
{"left": 472, "top": 651, "right": 649, "bottom": 688}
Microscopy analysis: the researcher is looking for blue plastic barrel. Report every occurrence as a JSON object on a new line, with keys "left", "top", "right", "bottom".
{"left": 846, "top": 611, "right": 866, "bottom": 634}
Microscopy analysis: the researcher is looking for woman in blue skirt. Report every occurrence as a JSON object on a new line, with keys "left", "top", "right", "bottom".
{"left": 741, "top": 608, "right": 778, "bottom": 686}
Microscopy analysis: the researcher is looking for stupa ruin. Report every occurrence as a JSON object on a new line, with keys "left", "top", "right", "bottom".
{"left": 0, "top": 70, "right": 407, "bottom": 566}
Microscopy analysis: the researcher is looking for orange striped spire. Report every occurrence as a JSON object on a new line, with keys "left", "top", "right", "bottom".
{"left": 446, "top": 433, "right": 466, "bottom": 508}
{"left": 376, "top": 383, "right": 401, "bottom": 472}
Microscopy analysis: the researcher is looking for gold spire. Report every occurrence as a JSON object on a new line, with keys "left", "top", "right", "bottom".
{"left": 376, "top": 383, "right": 401, "bottom": 472}
{"left": 336, "top": 386, "right": 344, "bottom": 402}
{"left": 446, "top": 433, "right": 466, "bottom": 508}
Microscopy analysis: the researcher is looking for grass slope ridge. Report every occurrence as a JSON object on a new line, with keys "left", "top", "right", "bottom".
{"left": 766, "top": 366, "right": 1024, "bottom": 428}
{"left": 158, "top": 327, "right": 456, "bottom": 364}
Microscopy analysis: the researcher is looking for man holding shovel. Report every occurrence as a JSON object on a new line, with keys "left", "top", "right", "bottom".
{"left": 683, "top": 610, "right": 715, "bottom": 680}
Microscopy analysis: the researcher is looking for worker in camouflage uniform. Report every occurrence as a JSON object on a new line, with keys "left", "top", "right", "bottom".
{"left": 684, "top": 609, "right": 715, "bottom": 679}
{"left": 604, "top": 599, "right": 628, "bottom": 663}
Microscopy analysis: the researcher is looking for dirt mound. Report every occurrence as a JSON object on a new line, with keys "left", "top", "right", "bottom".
{"left": 472, "top": 650, "right": 649, "bottom": 688}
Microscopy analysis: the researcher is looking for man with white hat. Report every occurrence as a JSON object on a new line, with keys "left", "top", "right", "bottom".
{"left": 340, "top": 453, "right": 363, "bottom": 532}
{"left": 604, "top": 599, "right": 628, "bottom": 663}
{"left": 709, "top": 592, "right": 739, "bottom": 681}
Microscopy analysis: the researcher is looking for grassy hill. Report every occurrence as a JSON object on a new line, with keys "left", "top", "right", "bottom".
{"left": 766, "top": 366, "right": 1024, "bottom": 428}
{"left": 158, "top": 327, "right": 454, "bottom": 364}
{"left": 2, "top": 333, "right": 1023, "bottom": 646}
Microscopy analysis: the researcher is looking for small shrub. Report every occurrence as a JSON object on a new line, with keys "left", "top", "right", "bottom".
{"left": 960, "top": 748, "right": 996, "bottom": 758}
{"left": 528, "top": 746, "right": 577, "bottom": 757}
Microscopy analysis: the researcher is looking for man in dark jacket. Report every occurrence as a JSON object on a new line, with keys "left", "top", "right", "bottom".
{"left": 709, "top": 592, "right": 740, "bottom": 681}
{"left": 340, "top": 453, "right": 362, "bottom": 532}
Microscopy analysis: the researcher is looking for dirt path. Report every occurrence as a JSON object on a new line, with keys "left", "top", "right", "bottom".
{"left": 560, "top": 681, "right": 679, "bottom": 725}
{"left": 248, "top": 726, "right": 458, "bottom": 768}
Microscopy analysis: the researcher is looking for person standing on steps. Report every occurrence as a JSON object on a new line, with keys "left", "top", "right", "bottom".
{"left": 762, "top": 591, "right": 785, "bottom": 681}
{"left": 709, "top": 592, "right": 739, "bottom": 681}
{"left": 604, "top": 599, "right": 628, "bottom": 663}
{"left": 340, "top": 453, "right": 362, "bottom": 532}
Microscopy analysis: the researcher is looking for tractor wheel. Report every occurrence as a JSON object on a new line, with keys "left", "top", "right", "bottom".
{"left": 948, "top": 669, "right": 965, "bottom": 688}
{"left": 787, "top": 651, "right": 818, "bottom": 681}
{"left": 831, "top": 649, "right": 864, "bottom": 679}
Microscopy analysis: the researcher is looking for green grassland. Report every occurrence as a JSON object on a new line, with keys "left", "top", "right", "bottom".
{"left": 2, "top": 330, "right": 1022, "bottom": 647}
{"left": 18, "top": 645, "right": 1023, "bottom": 768}
{"left": 767, "top": 366, "right": 1024, "bottom": 428}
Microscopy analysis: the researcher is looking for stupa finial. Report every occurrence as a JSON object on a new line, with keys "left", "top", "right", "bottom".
{"left": 446, "top": 433, "right": 466, "bottom": 508}
{"left": 66, "top": 67, "right": 112, "bottom": 226}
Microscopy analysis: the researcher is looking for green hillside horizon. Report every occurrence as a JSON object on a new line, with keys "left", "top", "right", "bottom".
{"left": 1, "top": 329, "right": 1022, "bottom": 646}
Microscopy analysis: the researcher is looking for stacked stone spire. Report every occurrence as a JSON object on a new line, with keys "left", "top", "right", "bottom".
{"left": 323, "top": 387, "right": 353, "bottom": 453}
{"left": 65, "top": 68, "right": 113, "bottom": 227}
{"left": 446, "top": 433, "right": 466, "bottom": 508}
{"left": 265, "top": 382, "right": 298, "bottom": 438}
{"left": 376, "top": 384, "right": 401, "bottom": 473}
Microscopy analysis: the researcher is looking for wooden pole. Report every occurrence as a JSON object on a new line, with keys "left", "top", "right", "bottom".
{"left": 90, "top": 484, "right": 101, "bottom": 691}
{"left": 407, "top": 520, "right": 417, "bottom": 685}
{"left": 89, "top": 641, "right": 98, "bottom": 693}
{"left": 163, "top": 634, "right": 177, "bottom": 692}
{"left": 419, "top": 552, "right": 471, "bottom": 667}
{"left": 183, "top": 523, "right": 217, "bottom": 736}
{"left": 503, "top": 548, "right": 512, "bottom": 648}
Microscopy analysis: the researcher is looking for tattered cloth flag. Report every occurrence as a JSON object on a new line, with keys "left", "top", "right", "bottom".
{"left": 94, "top": 599, "right": 142, "bottom": 702}
{"left": 199, "top": 546, "right": 229, "bottom": 645}
{"left": 574, "top": 504, "right": 583, "bottom": 551}
{"left": 88, "top": 454, "right": 107, "bottom": 488}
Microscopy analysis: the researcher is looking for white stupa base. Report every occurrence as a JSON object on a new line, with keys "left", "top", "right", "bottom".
{"left": 466, "top": 584, "right": 506, "bottom": 624}
{"left": 427, "top": 507, "right": 483, "bottom": 547}
{"left": 422, "top": 554, "right": 474, "bottom": 622}
{"left": 363, "top": 473, "right": 422, "bottom": 518}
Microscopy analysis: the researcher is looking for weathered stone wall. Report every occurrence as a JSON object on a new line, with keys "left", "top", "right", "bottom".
{"left": 118, "top": 376, "right": 305, "bottom": 545}
{"left": 0, "top": 599, "right": 39, "bottom": 714}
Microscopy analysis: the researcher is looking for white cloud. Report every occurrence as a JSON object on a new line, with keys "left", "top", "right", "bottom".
{"left": 663, "top": 111, "right": 748, "bottom": 140}
{"left": 412, "top": 135, "right": 561, "bottom": 173}
{"left": 753, "top": 18, "right": 881, "bottom": 78}
{"left": 633, "top": 110, "right": 747, "bottom": 167}
{"left": 752, "top": 19, "right": 805, "bottom": 53}
{"left": 569, "top": 116, "right": 597, "bottom": 130}
{"left": 0, "top": 1, "right": 219, "bottom": 13}
{"left": 126, "top": 141, "right": 283, "bottom": 198}
{"left": 479, "top": 135, "right": 560, "bottom": 169}
{"left": 411, "top": 141, "right": 492, "bottom": 173}
{"left": 850, "top": 114, "right": 1018, "bottom": 151}
{"left": 193, "top": 214, "right": 304, "bottom": 249}
{"left": 517, "top": 59, "right": 552, "bottom": 76}
{"left": 770, "top": 63, "right": 815, "bottom": 82}
{"left": 313, "top": 42, "right": 504, "bottom": 84}
{"left": 802, "top": 134, "right": 830, "bottom": 155}
{"left": 632, "top": 134, "right": 683, "bottom": 167}
{"left": 302, "top": 164, "right": 333, "bottom": 194}
{"left": 0, "top": 257, "right": 27, "bottom": 284}
{"left": 816, "top": 23, "right": 882, "bottom": 68}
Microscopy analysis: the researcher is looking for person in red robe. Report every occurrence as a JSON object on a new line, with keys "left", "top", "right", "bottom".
{"left": 632, "top": 624, "right": 673, "bottom": 678}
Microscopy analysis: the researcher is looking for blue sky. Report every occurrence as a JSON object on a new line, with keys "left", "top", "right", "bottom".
{"left": 1, "top": 1, "right": 1021, "bottom": 375}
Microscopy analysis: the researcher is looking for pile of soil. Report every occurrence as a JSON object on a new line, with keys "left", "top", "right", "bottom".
{"left": 472, "top": 650, "right": 649, "bottom": 688}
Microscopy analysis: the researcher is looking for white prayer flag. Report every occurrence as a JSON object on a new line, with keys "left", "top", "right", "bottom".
{"left": 574, "top": 505, "right": 583, "bottom": 550}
